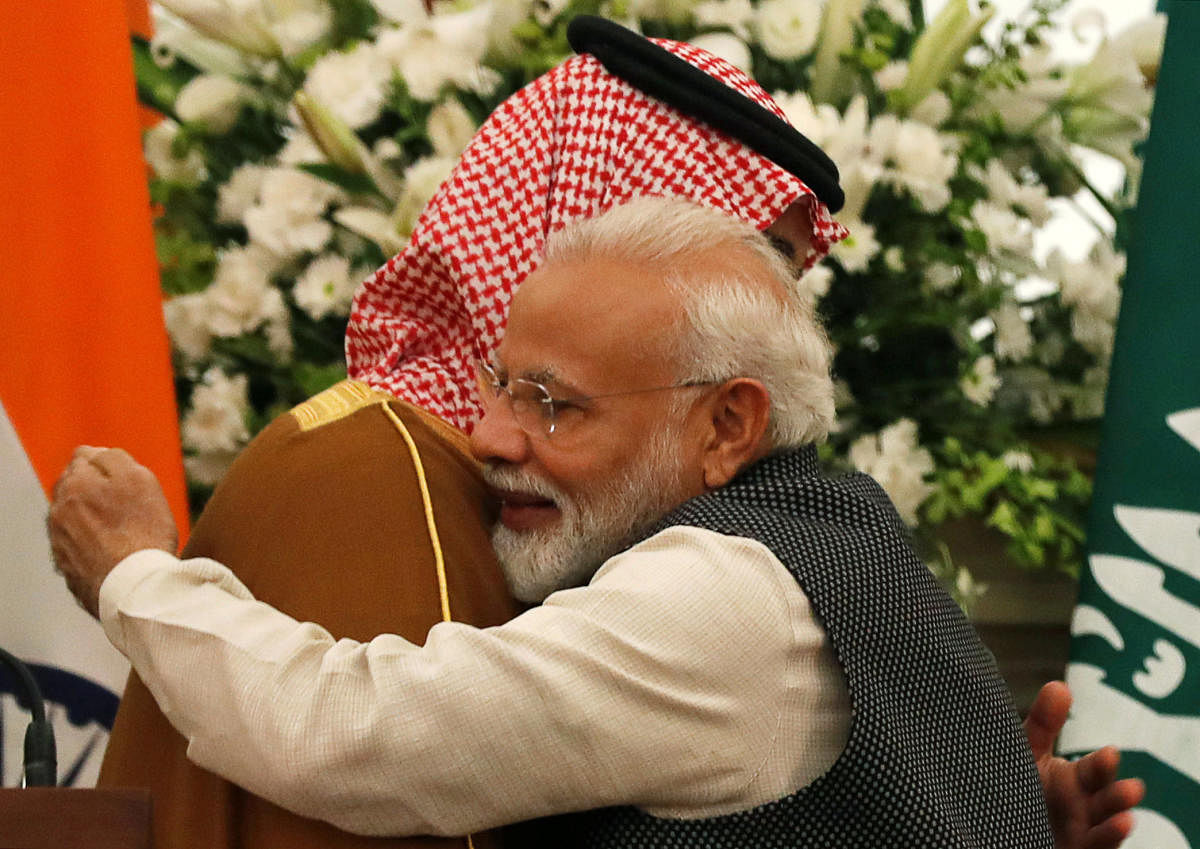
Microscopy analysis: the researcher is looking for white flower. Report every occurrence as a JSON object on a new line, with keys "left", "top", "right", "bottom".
{"left": 689, "top": 32, "right": 753, "bottom": 72}
{"left": 1069, "top": 365, "right": 1110, "bottom": 419}
{"left": 216, "top": 163, "right": 268, "bottom": 225}
{"left": 970, "top": 44, "right": 1066, "bottom": 133}
{"left": 268, "top": 1, "right": 332, "bottom": 56}
{"left": 143, "top": 119, "right": 207, "bottom": 184}
{"left": 1002, "top": 450, "right": 1034, "bottom": 473}
{"left": 694, "top": 0, "right": 754, "bottom": 38}
{"left": 961, "top": 355, "right": 1000, "bottom": 406}
{"left": 874, "top": 60, "right": 908, "bottom": 92}
{"left": 181, "top": 367, "right": 250, "bottom": 453}
{"left": 1070, "top": 308, "right": 1116, "bottom": 358}
{"left": 375, "top": 7, "right": 499, "bottom": 102}
{"left": 909, "top": 91, "right": 952, "bottom": 127}
{"left": 334, "top": 206, "right": 407, "bottom": 255}
{"left": 150, "top": 5, "right": 247, "bottom": 75}
{"left": 629, "top": 0, "right": 702, "bottom": 22}
{"left": 895, "top": 0, "right": 993, "bottom": 111}
{"left": 184, "top": 449, "right": 242, "bottom": 486}
{"left": 774, "top": 93, "right": 871, "bottom": 181}
{"left": 293, "top": 253, "right": 364, "bottom": 320}
{"left": 1030, "top": 380, "right": 1065, "bottom": 424}
{"left": 243, "top": 168, "right": 341, "bottom": 258}
{"left": 394, "top": 156, "right": 458, "bottom": 236}
{"left": 848, "top": 418, "right": 935, "bottom": 525}
{"left": 883, "top": 246, "right": 904, "bottom": 272}
{"left": 427, "top": 99, "right": 479, "bottom": 158}
{"left": 277, "top": 129, "right": 324, "bottom": 165}
{"left": 972, "top": 200, "right": 1033, "bottom": 257}
{"left": 532, "top": 0, "right": 571, "bottom": 25}
{"left": 990, "top": 302, "right": 1033, "bottom": 362}
{"left": 164, "top": 293, "right": 214, "bottom": 360}
{"left": 370, "top": 0, "right": 427, "bottom": 23}
{"left": 1108, "top": 14, "right": 1167, "bottom": 84}
{"left": 1049, "top": 243, "right": 1124, "bottom": 324}
{"left": 970, "top": 160, "right": 1051, "bottom": 226}
{"left": 486, "top": 0, "right": 538, "bottom": 62}
{"left": 796, "top": 261, "right": 834, "bottom": 301}
{"left": 924, "top": 261, "right": 959, "bottom": 292}
{"left": 175, "top": 73, "right": 252, "bottom": 133}
{"left": 872, "top": 0, "right": 910, "bottom": 28}
{"left": 263, "top": 292, "right": 294, "bottom": 360}
{"left": 829, "top": 219, "right": 879, "bottom": 272}
{"left": 868, "top": 115, "right": 959, "bottom": 212}
{"left": 754, "top": 0, "right": 822, "bottom": 61}
{"left": 156, "top": 0, "right": 331, "bottom": 58}
{"left": 206, "top": 244, "right": 285, "bottom": 337}
{"left": 303, "top": 44, "right": 389, "bottom": 130}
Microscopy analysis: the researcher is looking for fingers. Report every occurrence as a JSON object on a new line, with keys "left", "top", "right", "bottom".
{"left": 1075, "top": 748, "right": 1145, "bottom": 849}
{"left": 1074, "top": 746, "right": 1120, "bottom": 793}
{"left": 1083, "top": 807, "right": 1138, "bottom": 849}
{"left": 76, "top": 445, "right": 135, "bottom": 478}
{"left": 1025, "top": 680, "right": 1072, "bottom": 760}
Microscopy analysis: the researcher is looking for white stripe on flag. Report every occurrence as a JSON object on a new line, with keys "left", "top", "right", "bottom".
{"left": 0, "top": 399, "right": 128, "bottom": 786}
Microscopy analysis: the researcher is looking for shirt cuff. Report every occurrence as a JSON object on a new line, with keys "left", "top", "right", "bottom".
{"left": 98, "top": 548, "right": 182, "bottom": 650}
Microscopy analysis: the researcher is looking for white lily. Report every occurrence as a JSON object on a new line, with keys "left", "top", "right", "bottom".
{"left": 893, "top": 0, "right": 993, "bottom": 114}
{"left": 156, "top": 0, "right": 332, "bottom": 58}
{"left": 334, "top": 207, "right": 408, "bottom": 256}
{"left": 809, "top": 0, "right": 864, "bottom": 106}
{"left": 150, "top": 5, "right": 249, "bottom": 76}
{"left": 292, "top": 92, "right": 401, "bottom": 199}
{"left": 176, "top": 74, "right": 253, "bottom": 132}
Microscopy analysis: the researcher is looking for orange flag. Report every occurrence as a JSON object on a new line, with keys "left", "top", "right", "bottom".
{"left": 0, "top": 0, "right": 187, "bottom": 786}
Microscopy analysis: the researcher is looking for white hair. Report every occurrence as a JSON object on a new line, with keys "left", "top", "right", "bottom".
{"left": 543, "top": 197, "right": 835, "bottom": 448}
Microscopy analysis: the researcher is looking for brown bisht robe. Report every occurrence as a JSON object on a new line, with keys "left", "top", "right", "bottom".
{"left": 99, "top": 380, "right": 518, "bottom": 849}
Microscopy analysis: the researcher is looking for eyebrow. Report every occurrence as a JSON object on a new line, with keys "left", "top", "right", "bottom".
{"left": 493, "top": 356, "right": 575, "bottom": 394}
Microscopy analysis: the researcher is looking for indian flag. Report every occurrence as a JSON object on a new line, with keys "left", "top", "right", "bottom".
{"left": 1060, "top": 1, "right": 1200, "bottom": 845}
{"left": 0, "top": 0, "right": 187, "bottom": 786}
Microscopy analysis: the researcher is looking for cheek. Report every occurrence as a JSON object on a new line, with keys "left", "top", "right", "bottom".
{"left": 531, "top": 435, "right": 637, "bottom": 496}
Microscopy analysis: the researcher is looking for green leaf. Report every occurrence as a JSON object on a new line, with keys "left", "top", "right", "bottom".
{"left": 131, "top": 35, "right": 197, "bottom": 117}
{"left": 296, "top": 162, "right": 381, "bottom": 196}
{"left": 293, "top": 361, "right": 349, "bottom": 398}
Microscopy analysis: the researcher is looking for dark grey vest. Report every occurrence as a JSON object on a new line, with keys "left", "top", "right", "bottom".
{"left": 513, "top": 446, "right": 1052, "bottom": 848}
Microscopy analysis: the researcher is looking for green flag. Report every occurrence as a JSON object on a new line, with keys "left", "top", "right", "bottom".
{"left": 1060, "top": 2, "right": 1200, "bottom": 844}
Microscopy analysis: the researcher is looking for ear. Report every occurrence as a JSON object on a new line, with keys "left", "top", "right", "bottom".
{"left": 699, "top": 378, "right": 772, "bottom": 490}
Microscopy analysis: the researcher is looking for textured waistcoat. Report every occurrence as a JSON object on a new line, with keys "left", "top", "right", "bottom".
{"left": 516, "top": 446, "right": 1053, "bottom": 849}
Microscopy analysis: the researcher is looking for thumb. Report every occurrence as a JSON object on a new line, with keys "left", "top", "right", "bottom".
{"left": 1024, "top": 681, "right": 1071, "bottom": 760}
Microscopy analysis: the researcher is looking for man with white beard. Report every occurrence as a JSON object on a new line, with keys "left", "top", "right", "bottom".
{"left": 53, "top": 197, "right": 1071, "bottom": 848}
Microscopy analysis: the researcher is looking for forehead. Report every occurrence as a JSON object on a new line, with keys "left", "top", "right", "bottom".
{"left": 499, "top": 255, "right": 683, "bottom": 387}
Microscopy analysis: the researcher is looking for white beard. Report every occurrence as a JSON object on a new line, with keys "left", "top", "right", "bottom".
{"left": 484, "top": 429, "right": 687, "bottom": 603}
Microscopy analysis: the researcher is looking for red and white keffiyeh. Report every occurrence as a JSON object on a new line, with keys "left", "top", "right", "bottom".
{"left": 345, "top": 40, "right": 848, "bottom": 432}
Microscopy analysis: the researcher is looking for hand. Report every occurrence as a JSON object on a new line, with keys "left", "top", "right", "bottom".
{"left": 1025, "top": 680, "right": 1146, "bottom": 849}
{"left": 48, "top": 446, "right": 179, "bottom": 618}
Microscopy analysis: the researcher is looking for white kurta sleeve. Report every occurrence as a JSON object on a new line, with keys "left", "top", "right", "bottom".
{"left": 99, "top": 526, "right": 847, "bottom": 836}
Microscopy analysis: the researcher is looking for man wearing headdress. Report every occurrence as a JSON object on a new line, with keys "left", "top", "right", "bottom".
{"left": 90, "top": 18, "right": 1139, "bottom": 849}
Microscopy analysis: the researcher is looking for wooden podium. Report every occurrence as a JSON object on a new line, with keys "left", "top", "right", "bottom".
{"left": 0, "top": 788, "right": 152, "bottom": 848}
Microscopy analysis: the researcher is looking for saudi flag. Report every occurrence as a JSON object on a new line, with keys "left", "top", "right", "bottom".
{"left": 1060, "top": 1, "right": 1200, "bottom": 845}
{"left": 0, "top": 0, "right": 188, "bottom": 786}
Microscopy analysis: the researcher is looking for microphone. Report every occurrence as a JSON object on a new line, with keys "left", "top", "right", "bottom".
{"left": 0, "top": 647, "right": 57, "bottom": 787}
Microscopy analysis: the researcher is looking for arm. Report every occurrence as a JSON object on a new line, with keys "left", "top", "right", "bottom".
{"left": 1025, "top": 681, "right": 1146, "bottom": 849}
{"left": 49, "top": 450, "right": 819, "bottom": 835}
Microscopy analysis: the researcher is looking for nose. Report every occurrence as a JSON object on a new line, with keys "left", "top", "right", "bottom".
{"left": 469, "top": 394, "right": 532, "bottom": 465}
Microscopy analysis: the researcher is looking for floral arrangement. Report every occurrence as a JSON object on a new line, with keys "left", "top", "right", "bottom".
{"left": 136, "top": 0, "right": 1163, "bottom": 603}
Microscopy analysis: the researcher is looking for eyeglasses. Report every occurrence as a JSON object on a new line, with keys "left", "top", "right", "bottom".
{"left": 475, "top": 360, "right": 718, "bottom": 439}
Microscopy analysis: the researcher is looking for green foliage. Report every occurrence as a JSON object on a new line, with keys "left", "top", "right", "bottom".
{"left": 134, "top": 0, "right": 1156, "bottom": 589}
{"left": 923, "top": 437, "right": 1091, "bottom": 575}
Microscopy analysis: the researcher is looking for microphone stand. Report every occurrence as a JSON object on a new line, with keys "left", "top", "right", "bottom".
{"left": 0, "top": 648, "right": 57, "bottom": 787}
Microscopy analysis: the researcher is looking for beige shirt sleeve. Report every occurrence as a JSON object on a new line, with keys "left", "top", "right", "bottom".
{"left": 99, "top": 526, "right": 849, "bottom": 837}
